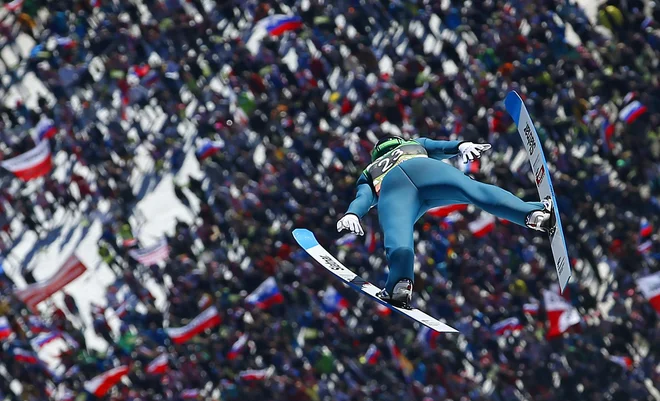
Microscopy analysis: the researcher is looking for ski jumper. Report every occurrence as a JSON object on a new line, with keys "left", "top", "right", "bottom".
{"left": 346, "top": 138, "right": 544, "bottom": 294}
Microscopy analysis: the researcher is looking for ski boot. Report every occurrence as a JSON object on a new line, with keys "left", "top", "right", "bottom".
{"left": 376, "top": 278, "right": 413, "bottom": 309}
{"left": 525, "top": 197, "right": 556, "bottom": 235}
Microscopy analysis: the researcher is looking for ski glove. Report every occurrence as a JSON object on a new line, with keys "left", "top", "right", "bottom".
{"left": 458, "top": 142, "right": 492, "bottom": 164}
{"left": 337, "top": 213, "right": 364, "bottom": 236}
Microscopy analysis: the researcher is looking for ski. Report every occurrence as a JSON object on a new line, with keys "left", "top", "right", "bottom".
{"left": 505, "top": 91, "right": 572, "bottom": 292}
{"left": 292, "top": 229, "right": 458, "bottom": 333}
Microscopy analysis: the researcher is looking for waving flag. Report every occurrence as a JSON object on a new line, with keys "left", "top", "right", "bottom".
{"left": 387, "top": 337, "right": 413, "bottom": 378}
{"left": 33, "top": 117, "right": 58, "bottom": 142}
{"left": 608, "top": 355, "right": 633, "bottom": 370}
{"left": 416, "top": 326, "right": 441, "bottom": 348}
{"left": 468, "top": 213, "right": 496, "bottom": 238}
{"left": 523, "top": 303, "right": 539, "bottom": 316}
{"left": 246, "top": 277, "right": 284, "bottom": 309}
{"left": 427, "top": 204, "right": 468, "bottom": 218}
{"left": 491, "top": 317, "right": 523, "bottom": 336}
{"left": 26, "top": 315, "right": 49, "bottom": 334}
{"left": 374, "top": 302, "right": 392, "bottom": 316}
{"left": 257, "top": 15, "right": 303, "bottom": 36}
{"left": 1, "top": 140, "right": 52, "bottom": 181}
{"left": 4, "top": 0, "right": 24, "bottom": 11}
{"left": 636, "top": 272, "right": 660, "bottom": 312}
{"left": 128, "top": 238, "right": 170, "bottom": 266}
{"left": 600, "top": 119, "right": 615, "bottom": 153}
{"left": 15, "top": 255, "right": 87, "bottom": 312}
{"left": 165, "top": 306, "right": 222, "bottom": 344}
{"left": 640, "top": 218, "right": 653, "bottom": 237}
{"left": 619, "top": 100, "right": 647, "bottom": 124}
{"left": 196, "top": 139, "right": 224, "bottom": 161}
{"left": 146, "top": 354, "right": 169, "bottom": 375}
{"left": 543, "top": 289, "right": 581, "bottom": 339}
{"left": 84, "top": 365, "right": 129, "bottom": 397}
{"left": 14, "top": 348, "right": 39, "bottom": 364}
{"left": 181, "top": 389, "right": 200, "bottom": 399}
{"left": 463, "top": 159, "right": 480, "bottom": 174}
{"left": 239, "top": 367, "right": 274, "bottom": 381}
{"left": 0, "top": 317, "right": 13, "bottom": 340}
{"left": 362, "top": 344, "right": 381, "bottom": 365}
{"left": 227, "top": 334, "right": 248, "bottom": 360}
{"left": 31, "top": 332, "right": 62, "bottom": 349}
{"left": 321, "top": 286, "right": 349, "bottom": 313}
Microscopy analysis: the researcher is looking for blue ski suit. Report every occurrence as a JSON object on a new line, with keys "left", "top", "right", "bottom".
{"left": 345, "top": 138, "right": 544, "bottom": 294}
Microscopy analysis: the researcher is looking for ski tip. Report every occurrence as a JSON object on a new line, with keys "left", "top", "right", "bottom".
{"left": 504, "top": 91, "right": 523, "bottom": 123}
{"left": 291, "top": 229, "right": 319, "bottom": 250}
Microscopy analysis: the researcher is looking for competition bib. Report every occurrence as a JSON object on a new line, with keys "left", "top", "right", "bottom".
{"left": 365, "top": 142, "right": 427, "bottom": 194}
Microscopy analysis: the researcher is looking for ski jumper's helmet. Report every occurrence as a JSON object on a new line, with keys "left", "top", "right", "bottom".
{"left": 371, "top": 136, "right": 404, "bottom": 162}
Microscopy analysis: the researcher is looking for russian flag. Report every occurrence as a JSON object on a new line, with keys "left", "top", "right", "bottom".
{"left": 35, "top": 117, "right": 58, "bottom": 142}
{"left": 637, "top": 240, "right": 652, "bottom": 254}
{"left": 416, "top": 326, "right": 440, "bottom": 349}
{"left": 600, "top": 119, "right": 615, "bottom": 153}
{"left": 364, "top": 223, "right": 377, "bottom": 253}
{"left": 259, "top": 15, "right": 303, "bottom": 36}
{"left": 321, "top": 286, "right": 349, "bottom": 313}
{"left": 619, "top": 100, "right": 647, "bottom": 124}
{"left": 181, "top": 389, "right": 200, "bottom": 399}
{"left": 427, "top": 204, "right": 468, "bottom": 218}
{"left": 411, "top": 83, "right": 428, "bottom": 99}
{"left": 491, "top": 317, "right": 523, "bottom": 336}
{"left": 239, "top": 367, "right": 274, "bottom": 381}
{"left": 608, "top": 355, "right": 633, "bottom": 370}
{"left": 83, "top": 366, "right": 129, "bottom": 397}
{"left": 374, "top": 303, "right": 392, "bottom": 316}
{"left": 0, "top": 317, "right": 13, "bottom": 340}
{"left": 146, "top": 354, "right": 169, "bottom": 375}
{"left": 227, "top": 334, "right": 248, "bottom": 360}
{"left": 363, "top": 344, "right": 380, "bottom": 365}
{"left": 14, "top": 348, "right": 39, "bottom": 364}
{"left": 27, "top": 315, "right": 49, "bottom": 334}
{"left": 335, "top": 233, "right": 357, "bottom": 247}
{"left": 463, "top": 159, "right": 480, "bottom": 174}
{"left": 468, "top": 213, "right": 496, "bottom": 238}
{"left": 1, "top": 141, "right": 52, "bottom": 181}
{"left": 31, "top": 332, "right": 62, "bottom": 349}
{"left": 523, "top": 303, "right": 539, "bottom": 316}
{"left": 56, "top": 37, "right": 77, "bottom": 50}
{"left": 640, "top": 218, "right": 652, "bottom": 237}
{"left": 246, "top": 277, "right": 284, "bottom": 309}
{"left": 196, "top": 139, "right": 224, "bottom": 161}
{"left": 165, "top": 306, "right": 222, "bottom": 344}
{"left": 90, "top": 0, "right": 101, "bottom": 7}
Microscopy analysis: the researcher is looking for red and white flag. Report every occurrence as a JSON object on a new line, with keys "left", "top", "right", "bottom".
{"left": 636, "top": 272, "right": 660, "bottom": 312}
{"left": 83, "top": 365, "right": 129, "bottom": 397}
{"left": 468, "top": 213, "right": 496, "bottom": 238}
{"left": 15, "top": 255, "right": 87, "bottom": 312}
{"left": 608, "top": 355, "right": 633, "bottom": 370}
{"left": 128, "top": 238, "right": 170, "bottom": 266}
{"left": 238, "top": 367, "right": 274, "bottom": 381}
{"left": 428, "top": 204, "right": 468, "bottom": 218}
{"left": 543, "top": 289, "right": 581, "bottom": 339}
{"left": 165, "top": 306, "right": 222, "bottom": 344}
{"left": 1, "top": 141, "right": 52, "bottom": 181}
{"left": 145, "top": 353, "right": 169, "bottom": 375}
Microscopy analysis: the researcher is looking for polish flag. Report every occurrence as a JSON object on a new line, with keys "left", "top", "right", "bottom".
{"left": 0, "top": 317, "right": 13, "bottom": 340}
{"left": 246, "top": 277, "right": 284, "bottom": 309}
{"left": 14, "top": 348, "right": 39, "bottom": 364}
{"left": 14, "top": 255, "right": 87, "bottom": 312}
{"left": 83, "top": 365, "right": 129, "bottom": 397}
{"left": 238, "top": 367, "right": 274, "bottom": 381}
{"left": 608, "top": 355, "right": 633, "bottom": 370}
{"left": 227, "top": 334, "right": 248, "bottom": 360}
{"left": 146, "top": 354, "right": 169, "bottom": 375}
{"left": 468, "top": 213, "right": 496, "bottom": 238}
{"left": 428, "top": 204, "right": 468, "bottom": 218}
{"left": 165, "top": 306, "right": 222, "bottom": 344}
{"left": 543, "top": 289, "right": 581, "bottom": 339}
{"left": 491, "top": 317, "right": 523, "bottom": 336}
{"left": 1, "top": 140, "right": 52, "bottom": 181}
{"left": 636, "top": 272, "right": 660, "bottom": 312}
{"left": 363, "top": 344, "right": 381, "bottom": 365}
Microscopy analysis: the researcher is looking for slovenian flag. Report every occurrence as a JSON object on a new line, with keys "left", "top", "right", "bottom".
{"left": 83, "top": 366, "right": 130, "bottom": 397}
{"left": 34, "top": 117, "right": 58, "bottom": 142}
{"left": 0, "top": 317, "right": 13, "bottom": 340}
{"left": 246, "top": 277, "right": 284, "bottom": 309}
{"left": 363, "top": 344, "right": 380, "bottom": 365}
{"left": 196, "top": 139, "right": 224, "bottom": 161}
{"left": 640, "top": 218, "right": 652, "bottom": 237}
{"left": 491, "top": 317, "right": 523, "bottom": 336}
{"left": 165, "top": 306, "right": 222, "bottom": 344}
{"left": 321, "top": 286, "right": 349, "bottom": 313}
{"left": 258, "top": 15, "right": 303, "bottom": 36}
{"left": 146, "top": 354, "right": 169, "bottom": 375}
{"left": 619, "top": 100, "right": 647, "bottom": 124}
{"left": 416, "top": 326, "right": 440, "bottom": 349}
{"left": 14, "top": 348, "right": 39, "bottom": 364}
{"left": 227, "top": 334, "right": 248, "bottom": 360}
{"left": 1, "top": 140, "right": 52, "bottom": 181}
{"left": 468, "top": 213, "right": 496, "bottom": 238}
{"left": 31, "top": 332, "right": 62, "bottom": 349}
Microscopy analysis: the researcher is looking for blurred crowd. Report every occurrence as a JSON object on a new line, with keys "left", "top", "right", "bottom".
{"left": 1, "top": 0, "right": 660, "bottom": 400}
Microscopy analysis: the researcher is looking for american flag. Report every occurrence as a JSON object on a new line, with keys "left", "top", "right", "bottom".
{"left": 128, "top": 238, "right": 170, "bottom": 266}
